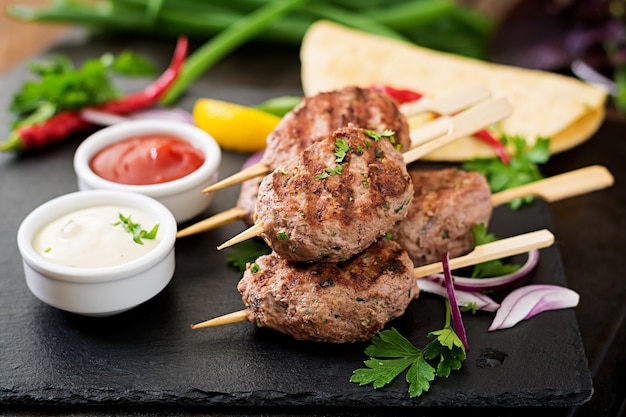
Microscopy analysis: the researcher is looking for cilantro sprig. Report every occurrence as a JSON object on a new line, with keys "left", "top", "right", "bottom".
{"left": 351, "top": 301, "right": 466, "bottom": 398}
{"left": 114, "top": 213, "right": 159, "bottom": 245}
{"left": 462, "top": 135, "right": 550, "bottom": 209}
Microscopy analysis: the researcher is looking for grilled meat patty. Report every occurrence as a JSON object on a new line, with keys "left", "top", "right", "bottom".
{"left": 260, "top": 86, "right": 411, "bottom": 171}
{"left": 255, "top": 125, "right": 413, "bottom": 263}
{"left": 236, "top": 86, "right": 411, "bottom": 226}
{"left": 237, "top": 239, "right": 418, "bottom": 343}
{"left": 391, "top": 167, "right": 492, "bottom": 267}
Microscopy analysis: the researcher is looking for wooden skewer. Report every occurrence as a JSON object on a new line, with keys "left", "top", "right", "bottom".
{"left": 490, "top": 165, "right": 614, "bottom": 207}
{"left": 191, "top": 228, "right": 555, "bottom": 329}
{"left": 412, "top": 229, "right": 554, "bottom": 277}
{"left": 202, "top": 161, "right": 268, "bottom": 194}
{"left": 399, "top": 83, "right": 490, "bottom": 117}
{"left": 215, "top": 98, "right": 513, "bottom": 250}
{"left": 202, "top": 85, "right": 494, "bottom": 194}
{"left": 176, "top": 207, "right": 245, "bottom": 238}
{"left": 403, "top": 97, "right": 513, "bottom": 164}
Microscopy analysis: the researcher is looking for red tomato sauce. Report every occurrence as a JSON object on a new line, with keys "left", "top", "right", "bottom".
{"left": 90, "top": 135, "right": 205, "bottom": 185}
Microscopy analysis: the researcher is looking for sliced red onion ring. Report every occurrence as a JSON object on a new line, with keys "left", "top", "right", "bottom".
{"left": 442, "top": 253, "right": 469, "bottom": 350}
{"left": 418, "top": 279, "right": 500, "bottom": 312}
{"left": 81, "top": 107, "right": 194, "bottom": 126}
{"left": 488, "top": 284, "right": 580, "bottom": 331}
{"left": 425, "top": 249, "right": 540, "bottom": 292}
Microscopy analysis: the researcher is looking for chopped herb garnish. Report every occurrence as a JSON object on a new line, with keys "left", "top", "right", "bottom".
{"left": 113, "top": 213, "right": 159, "bottom": 245}
{"left": 250, "top": 262, "right": 260, "bottom": 273}
{"left": 364, "top": 129, "right": 395, "bottom": 142}
{"left": 335, "top": 138, "right": 350, "bottom": 163}
{"left": 276, "top": 231, "right": 289, "bottom": 240}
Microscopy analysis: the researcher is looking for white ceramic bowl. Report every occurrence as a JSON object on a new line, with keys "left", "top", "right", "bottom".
{"left": 17, "top": 190, "right": 177, "bottom": 317}
{"left": 73, "top": 119, "right": 221, "bottom": 223}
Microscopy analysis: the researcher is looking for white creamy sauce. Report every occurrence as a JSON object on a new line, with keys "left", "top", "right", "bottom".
{"left": 33, "top": 205, "right": 160, "bottom": 268}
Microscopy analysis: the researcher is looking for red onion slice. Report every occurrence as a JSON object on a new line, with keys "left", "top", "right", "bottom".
{"left": 488, "top": 284, "right": 580, "bottom": 331}
{"left": 425, "top": 249, "right": 540, "bottom": 292}
{"left": 442, "top": 253, "right": 469, "bottom": 350}
{"left": 81, "top": 108, "right": 194, "bottom": 126}
{"left": 418, "top": 279, "right": 500, "bottom": 312}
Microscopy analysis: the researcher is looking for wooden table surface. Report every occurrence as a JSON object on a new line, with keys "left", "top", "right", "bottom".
{"left": 0, "top": 0, "right": 70, "bottom": 75}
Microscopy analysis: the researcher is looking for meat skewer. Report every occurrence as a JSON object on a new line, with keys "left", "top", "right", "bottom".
{"left": 176, "top": 165, "right": 614, "bottom": 239}
{"left": 190, "top": 229, "right": 555, "bottom": 343}
{"left": 216, "top": 98, "right": 513, "bottom": 258}
{"left": 201, "top": 84, "right": 491, "bottom": 194}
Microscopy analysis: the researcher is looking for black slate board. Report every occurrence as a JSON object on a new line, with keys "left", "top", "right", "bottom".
{"left": 0, "top": 35, "right": 594, "bottom": 411}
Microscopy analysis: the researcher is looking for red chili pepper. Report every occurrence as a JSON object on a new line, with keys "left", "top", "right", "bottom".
{"left": 473, "top": 129, "right": 510, "bottom": 165}
{"left": 370, "top": 84, "right": 423, "bottom": 104}
{"left": 1, "top": 36, "right": 189, "bottom": 152}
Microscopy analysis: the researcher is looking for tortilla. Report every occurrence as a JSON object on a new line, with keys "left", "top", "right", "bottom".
{"left": 300, "top": 21, "right": 608, "bottom": 161}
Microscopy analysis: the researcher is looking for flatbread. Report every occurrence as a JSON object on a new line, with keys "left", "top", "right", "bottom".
{"left": 300, "top": 21, "right": 608, "bottom": 161}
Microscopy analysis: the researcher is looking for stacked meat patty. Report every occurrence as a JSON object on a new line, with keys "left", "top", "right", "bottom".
{"left": 392, "top": 167, "right": 492, "bottom": 267}
{"left": 255, "top": 125, "right": 413, "bottom": 263}
{"left": 235, "top": 86, "right": 412, "bottom": 226}
{"left": 237, "top": 238, "right": 418, "bottom": 343}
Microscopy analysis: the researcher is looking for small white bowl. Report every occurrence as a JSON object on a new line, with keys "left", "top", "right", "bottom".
{"left": 74, "top": 119, "right": 221, "bottom": 223}
{"left": 17, "top": 190, "right": 177, "bottom": 316}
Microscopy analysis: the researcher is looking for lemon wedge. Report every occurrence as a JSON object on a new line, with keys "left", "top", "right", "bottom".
{"left": 193, "top": 98, "right": 281, "bottom": 153}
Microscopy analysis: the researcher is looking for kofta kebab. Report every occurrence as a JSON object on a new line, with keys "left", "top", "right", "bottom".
{"left": 183, "top": 85, "right": 612, "bottom": 343}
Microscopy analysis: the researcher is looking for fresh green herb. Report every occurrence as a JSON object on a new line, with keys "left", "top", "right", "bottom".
{"left": 250, "top": 262, "right": 260, "bottom": 273}
{"left": 384, "top": 232, "right": 393, "bottom": 240}
{"left": 113, "top": 213, "right": 159, "bottom": 245}
{"left": 276, "top": 231, "right": 289, "bottom": 240}
{"left": 225, "top": 238, "right": 271, "bottom": 275}
{"left": 364, "top": 129, "right": 395, "bottom": 142}
{"left": 44, "top": 247, "right": 51, "bottom": 253}
{"left": 10, "top": 52, "right": 155, "bottom": 129}
{"left": 615, "top": 63, "right": 626, "bottom": 112}
{"left": 351, "top": 301, "right": 466, "bottom": 398}
{"left": 470, "top": 223, "right": 521, "bottom": 278}
{"left": 462, "top": 135, "right": 550, "bottom": 209}
{"left": 316, "top": 138, "right": 349, "bottom": 179}
{"left": 335, "top": 138, "right": 350, "bottom": 162}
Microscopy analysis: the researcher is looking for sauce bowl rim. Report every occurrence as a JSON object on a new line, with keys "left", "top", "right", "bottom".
{"left": 73, "top": 119, "right": 221, "bottom": 196}
{"left": 17, "top": 189, "right": 177, "bottom": 284}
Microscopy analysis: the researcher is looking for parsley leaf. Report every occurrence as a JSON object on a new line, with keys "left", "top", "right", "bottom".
{"left": 10, "top": 51, "right": 156, "bottom": 128}
{"left": 225, "top": 238, "right": 271, "bottom": 275}
{"left": 334, "top": 138, "right": 350, "bottom": 163}
{"left": 351, "top": 302, "right": 466, "bottom": 398}
{"left": 462, "top": 135, "right": 550, "bottom": 209}
{"left": 364, "top": 129, "right": 396, "bottom": 142}
{"left": 470, "top": 224, "right": 521, "bottom": 278}
{"left": 113, "top": 213, "right": 159, "bottom": 245}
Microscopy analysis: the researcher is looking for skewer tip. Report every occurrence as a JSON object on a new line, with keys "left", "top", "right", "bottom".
{"left": 217, "top": 223, "right": 266, "bottom": 250}
{"left": 190, "top": 309, "right": 249, "bottom": 329}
